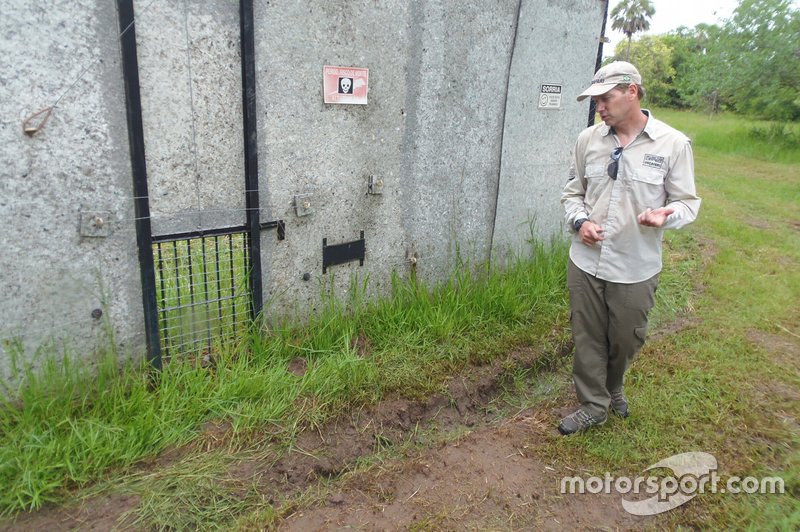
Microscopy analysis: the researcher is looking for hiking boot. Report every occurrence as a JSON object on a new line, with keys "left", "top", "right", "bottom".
{"left": 610, "top": 388, "right": 629, "bottom": 418}
{"left": 558, "top": 408, "right": 608, "bottom": 435}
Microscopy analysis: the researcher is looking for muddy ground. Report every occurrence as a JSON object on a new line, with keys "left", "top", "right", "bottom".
{"left": 2, "top": 334, "right": 671, "bottom": 531}
{"left": 279, "top": 404, "right": 647, "bottom": 531}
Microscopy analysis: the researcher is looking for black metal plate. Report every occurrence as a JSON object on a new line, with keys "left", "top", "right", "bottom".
{"left": 323, "top": 231, "right": 365, "bottom": 273}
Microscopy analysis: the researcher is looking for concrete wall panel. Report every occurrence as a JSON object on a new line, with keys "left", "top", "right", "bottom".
{"left": 0, "top": 0, "right": 144, "bottom": 380}
{"left": 0, "top": 0, "right": 605, "bottom": 379}
{"left": 400, "top": 0, "right": 519, "bottom": 279}
{"left": 492, "top": 0, "right": 606, "bottom": 259}
{"left": 255, "top": 0, "right": 414, "bottom": 314}
{"left": 256, "top": 0, "right": 522, "bottom": 314}
{"left": 136, "top": 0, "right": 245, "bottom": 236}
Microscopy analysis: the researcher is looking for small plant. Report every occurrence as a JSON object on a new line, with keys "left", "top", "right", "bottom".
{"left": 748, "top": 123, "right": 800, "bottom": 151}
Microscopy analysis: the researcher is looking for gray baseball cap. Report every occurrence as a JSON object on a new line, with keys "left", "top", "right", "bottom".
{"left": 577, "top": 61, "right": 642, "bottom": 102}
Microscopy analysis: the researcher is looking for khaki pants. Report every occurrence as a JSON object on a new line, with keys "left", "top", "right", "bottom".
{"left": 567, "top": 260, "right": 658, "bottom": 417}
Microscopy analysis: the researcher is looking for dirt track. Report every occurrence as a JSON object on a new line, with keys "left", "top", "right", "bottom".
{"left": 282, "top": 408, "right": 647, "bottom": 531}
{"left": 3, "top": 341, "right": 658, "bottom": 531}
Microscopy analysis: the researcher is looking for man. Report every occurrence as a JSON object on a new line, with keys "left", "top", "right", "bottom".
{"left": 559, "top": 61, "right": 701, "bottom": 435}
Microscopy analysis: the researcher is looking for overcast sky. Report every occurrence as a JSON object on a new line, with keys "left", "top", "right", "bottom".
{"left": 603, "top": 0, "right": 741, "bottom": 57}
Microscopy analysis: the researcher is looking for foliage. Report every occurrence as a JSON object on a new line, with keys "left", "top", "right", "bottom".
{"left": 726, "top": 0, "right": 799, "bottom": 119}
{"left": 610, "top": 0, "right": 656, "bottom": 60}
{"left": 620, "top": 0, "right": 800, "bottom": 120}
{"left": 612, "top": 35, "right": 675, "bottom": 107}
{"left": 683, "top": 0, "right": 800, "bottom": 120}
{"left": 669, "top": 23, "right": 736, "bottom": 113}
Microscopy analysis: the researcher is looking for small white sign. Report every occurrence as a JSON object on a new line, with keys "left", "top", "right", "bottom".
{"left": 538, "top": 83, "right": 562, "bottom": 109}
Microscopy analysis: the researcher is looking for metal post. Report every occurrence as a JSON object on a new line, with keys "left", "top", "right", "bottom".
{"left": 588, "top": 0, "right": 610, "bottom": 127}
{"left": 117, "top": 0, "right": 162, "bottom": 371}
{"left": 240, "top": 0, "right": 263, "bottom": 319}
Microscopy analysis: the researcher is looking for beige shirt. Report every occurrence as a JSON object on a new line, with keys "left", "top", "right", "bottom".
{"left": 561, "top": 110, "right": 701, "bottom": 283}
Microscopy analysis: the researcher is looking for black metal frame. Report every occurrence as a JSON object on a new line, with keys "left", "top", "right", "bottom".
{"left": 117, "top": 0, "right": 161, "bottom": 372}
{"left": 322, "top": 232, "right": 366, "bottom": 274}
{"left": 152, "top": 222, "right": 284, "bottom": 244}
{"left": 118, "top": 0, "right": 274, "bottom": 370}
{"left": 240, "top": 0, "right": 263, "bottom": 318}
{"left": 153, "top": 225, "right": 248, "bottom": 244}
{"left": 588, "top": 0, "right": 610, "bottom": 127}
{"left": 260, "top": 219, "right": 286, "bottom": 241}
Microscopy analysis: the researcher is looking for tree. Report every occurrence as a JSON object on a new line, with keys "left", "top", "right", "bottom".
{"left": 610, "top": 0, "right": 656, "bottom": 61}
{"left": 658, "top": 28, "right": 701, "bottom": 108}
{"left": 680, "top": 0, "right": 800, "bottom": 120}
{"left": 671, "top": 24, "right": 731, "bottom": 113}
{"left": 720, "top": 0, "right": 800, "bottom": 120}
{"left": 613, "top": 35, "right": 675, "bottom": 107}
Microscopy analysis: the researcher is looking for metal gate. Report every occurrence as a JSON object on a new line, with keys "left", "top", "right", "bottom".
{"left": 151, "top": 231, "right": 252, "bottom": 359}
{"left": 116, "top": 0, "right": 281, "bottom": 369}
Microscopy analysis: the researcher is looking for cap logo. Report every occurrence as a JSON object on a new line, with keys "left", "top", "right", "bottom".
{"left": 622, "top": 74, "right": 631, "bottom": 82}
{"left": 592, "top": 75, "right": 605, "bottom": 85}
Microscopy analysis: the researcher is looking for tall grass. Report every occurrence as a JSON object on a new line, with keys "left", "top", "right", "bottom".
{"left": 0, "top": 237, "right": 569, "bottom": 515}
{"left": 653, "top": 108, "right": 800, "bottom": 164}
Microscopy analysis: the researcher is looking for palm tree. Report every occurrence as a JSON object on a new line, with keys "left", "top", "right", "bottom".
{"left": 610, "top": 0, "right": 656, "bottom": 61}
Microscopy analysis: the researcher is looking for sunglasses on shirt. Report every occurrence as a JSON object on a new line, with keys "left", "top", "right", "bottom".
{"left": 608, "top": 147, "right": 623, "bottom": 179}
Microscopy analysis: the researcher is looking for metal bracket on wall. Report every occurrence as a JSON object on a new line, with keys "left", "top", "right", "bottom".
{"left": 294, "top": 194, "right": 313, "bottom": 217}
{"left": 79, "top": 210, "right": 111, "bottom": 237}
{"left": 367, "top": 175, "right": 384, "bottom": 195}
{"left": 260, "top": 219, "right": 285, "bottom": 240}
{"left": 322, "top": 231, "right": 365, "bottom": 274}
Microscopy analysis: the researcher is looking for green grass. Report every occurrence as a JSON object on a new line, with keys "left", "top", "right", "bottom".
{"left": 653, "top": 108, "right": 800, "bottom": 164}
{"left": 0, "top": 237, "right": 569, "bottom": 516}
{"left": 116, "top": 452, "right": 256, "bottom": 530}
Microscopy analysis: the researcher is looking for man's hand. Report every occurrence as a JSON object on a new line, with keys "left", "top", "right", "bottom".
{"left": 637, "top": 207, "right": 675, "bottom": 227}
{"left": 579, "top": 221, "right": 605, "bottom": 246}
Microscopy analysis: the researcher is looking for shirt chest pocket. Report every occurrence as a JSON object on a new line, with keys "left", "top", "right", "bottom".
{"left": 585, "top": 164, "right": 606, "bottom": 179}
{"left": 630, "top": 168, "right": 667, "bottom": 209}
{"left": 583, "top": 164, "right": 607, "bottom": 207}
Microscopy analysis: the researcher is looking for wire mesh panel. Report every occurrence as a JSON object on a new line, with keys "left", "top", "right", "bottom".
{"left": 153, "top": 231, "right": 251, "bottom": 359}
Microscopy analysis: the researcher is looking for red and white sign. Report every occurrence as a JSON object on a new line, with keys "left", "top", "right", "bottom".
{"left": 323, "top": 65, "right": 369, "bottom": 105}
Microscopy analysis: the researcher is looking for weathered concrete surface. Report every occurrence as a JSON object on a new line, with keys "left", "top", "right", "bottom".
{"left": 0, "top": 0, "right": 605, "bottom": 379}
{"left": 492, "top": 0, "right": 605, "bottom": 260}
{"left": 0, "top": 1, "right": 143, "bottom": 381}
{"left": 256, "top": 0, "right": 604, "bottom": 314}
{"left": 399, "top": 0, "right": 519, "bottom": 279}
{"left": 255, "top": 0, "right": 417, "bottom": 313}
{"left": 136, "top": 0, "right": 246, "bottom": 236}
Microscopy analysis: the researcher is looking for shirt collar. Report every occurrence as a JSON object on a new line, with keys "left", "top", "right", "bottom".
{"left": 600, "top": 109, "right": 661, "bottom": 140}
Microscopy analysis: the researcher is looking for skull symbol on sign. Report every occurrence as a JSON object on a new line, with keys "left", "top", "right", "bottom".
{"left": 339, "top": 77, "right": 352, "bottom": 94}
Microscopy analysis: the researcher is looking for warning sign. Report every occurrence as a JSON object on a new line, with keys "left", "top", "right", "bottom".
{"left": 538, "top": 83, "right": 562, "bottom": 109}
{"left": 324, "top": 65, "right": 369, "bottom": 105}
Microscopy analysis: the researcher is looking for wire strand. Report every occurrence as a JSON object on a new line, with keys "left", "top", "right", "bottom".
{"left": 49, "top": 0, "right": 160, "bottom": 110}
